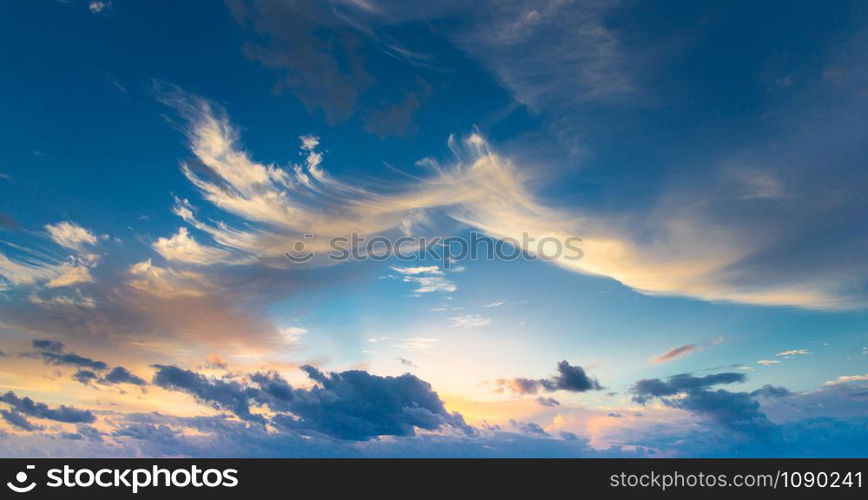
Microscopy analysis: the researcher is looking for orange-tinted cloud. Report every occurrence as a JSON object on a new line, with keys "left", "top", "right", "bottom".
{"left": 652, "top": 344, "right": 698, "bottom": 364}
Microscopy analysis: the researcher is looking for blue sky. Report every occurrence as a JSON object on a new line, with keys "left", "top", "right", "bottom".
{"left": 0, "top": 0, "right": 866, "bottom": 457}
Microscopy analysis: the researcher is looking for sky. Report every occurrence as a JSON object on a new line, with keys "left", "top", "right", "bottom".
{"left": 0, "top": 0, "right": 866, "bottom": 457}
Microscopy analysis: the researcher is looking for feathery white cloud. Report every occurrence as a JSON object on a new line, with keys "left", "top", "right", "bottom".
{"left": 153, "top": 227, "right": 232, "bottom": 265}
{"left": 127, "top": 259, "right": 210, "bottom": 298}
{"left": 391, "top": 265, "right": 442, "bottom": 275}
{"left": 45, "top": 221, "right": 98, "bottom": 250}
{"left": 46, "top": 263, "right": 94, "bottom": 288}
{"left": 757, "top": 360, "right": 781, "bottom": 366}
{"left": 776, "top": 349, "right": 809, "bottom": 357}
{"left": 824, "top": 374, "right": 868, "bottom": 385}
{"left": 156, "top": 87, "right": 868, "bottom": 310}
{"left": 449, "top": 314, "right": 491, "bottom": 328}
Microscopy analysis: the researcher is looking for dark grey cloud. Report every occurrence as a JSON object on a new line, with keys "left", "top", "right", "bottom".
{"left": 0, "top": 391, "right": 95, "bottom": 423}
{"left": 227, "top": 0, "right": 374, "bottom": 124}
{"left": 151, "top": 365, "right": 266, "bottom": 424}
{"left": 64, "top": 425, "right": 104, "bottom": 442}
{"left": 40, "top": 351, "right": 108, "bottom": 370}
{"left": 71, "top": 364, "right": 145, "bottom": 387}
{"left": 152, "top": 363, "right": 469, "bottom": 441}
{"left": 500, "top": 360, "right": 602, "bottom": 395}
{"left": 631, "top": 373, "right": 776, "bottom": 436}
{"left": 29, "top": 339, "right": 108, "bottom": 371}
{"left": 750, "top": 385, "right": 792, "bottom": 399}
{"left": 281, "top": 365, "right": 470, "bottom": 441}
{"left": 397, "top": 357, "right": 417, "bottom": 368}
{"left": 226, "top": 0, "right": 431, "bottom": 135}
{"left": 0, "top": 213, "right": 20, "bottom": 230}
{"left": 101, "top": 367, "right": 147, "bottom": 386}
{"left": 631, "top": 372, "right": 746, "bottom": 403}
{"left": 113, "top": 424, "right": 182, "bottom": 445}
{"left": 247, "top": 371, "right": 293, "bottom": 410}
{"left": 509, "top": 419, "right": 549, "bottom": 436}
{"left": 0, "top": 409, "right": 42, "bottom": 431}
{"left": 364, "top": 80, "right": 432, "bottom": 138}
{"left": 536, "top": 397, "right": 560, "bottom": 407}
{"left": 549, "top": 360, "right": 602, "bottom": 392}
{"left": 32, "top": 339, "right": 63, "bottom": 353}
{"left": 72, "top": 370, "right": 99, "bottom": 385}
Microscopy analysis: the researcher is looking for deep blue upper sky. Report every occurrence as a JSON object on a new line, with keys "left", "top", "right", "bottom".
{"left": 0, "top": 0, "right": 866, "bottom": 457}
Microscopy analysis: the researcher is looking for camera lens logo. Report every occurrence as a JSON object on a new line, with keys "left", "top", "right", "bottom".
{"left": 7, "top": 465, "right": 37, "bottom": 493}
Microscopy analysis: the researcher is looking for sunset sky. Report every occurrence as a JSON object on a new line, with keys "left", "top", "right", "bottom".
{"left": 0, "top": 0, "right": 866, "bottom": 457}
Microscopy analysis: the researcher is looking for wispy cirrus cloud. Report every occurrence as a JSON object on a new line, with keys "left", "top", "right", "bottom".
{"left": 776, "top": 349, "right": 810, "bottom": 358}
{"left": 448, "top": 314, "right": 491, "bottom": 328}
{"left": 652, "top": 344, "right": 699, "bottom": 364}
{"left": 45, "top": 221, "right": 98, "bottom": 251}
{"left": 757, "top": 360, "right": 781, "bottom": 366}
{"left": 152, "top": 85, "right": 868, "bottom": 310}
{"left": 152, "top": 227, "right": 233, "bottom": 265}
{"left": 388, "top": 266, "right": 456, "bottom": 295}
{"left": 0, "top": 220, "right": 102, "bottom": 293}
{"left": 652, "top": 337, "right": 723, "bottom": 364}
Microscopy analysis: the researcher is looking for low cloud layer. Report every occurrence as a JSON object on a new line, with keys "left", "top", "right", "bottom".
{"left": 152, "top": 363, "right": 469, "bottom": 441}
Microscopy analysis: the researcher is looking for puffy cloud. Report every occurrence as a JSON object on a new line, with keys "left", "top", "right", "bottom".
{"left": 0, "top": 392, "right": 95, "bottom": 423}
{"left": 248, "top": 371, "right": 294, "bottom": 408}
{"left": 631, "top": 373, "right": 746, "bottom": 403}
{"left": 631, "top": 373, "right": 776, "bottom": 436}
{"left": 151, "top": 365, "right": 266, "bottom": 424}
{"left": 127, "top": 259, "right": 211, "bottom": 298}
{"left": 499, "top": 360, "right": 602, "bottom": 395}
{"left": 285, "top": 365, "right": 470, "bottom": 440}
{"left": 151, "top": 363, "right": 469, "bottom": 441}
{"left": 0, "top": 410, "right": 42, "bottom": 431}
{"left": 45, "top": 263, "right": 94, "bottom": 288}
{"left": 153, "top": 227, "right": 233, "bottom": 265}
{"left": 44, "top": 221, "right": 98, "bottom": 250}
